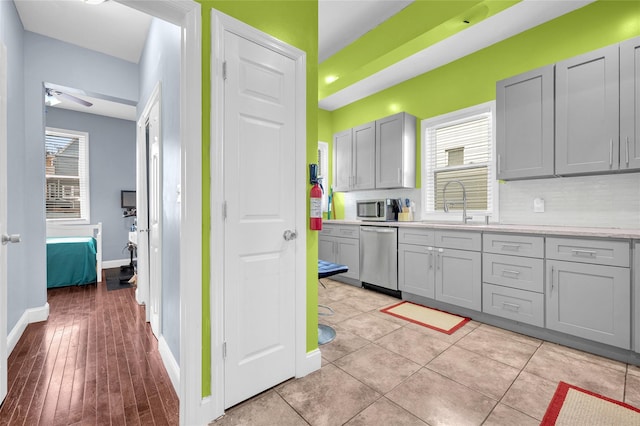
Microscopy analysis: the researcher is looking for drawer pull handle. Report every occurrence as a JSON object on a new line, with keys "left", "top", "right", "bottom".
{"left": 571, "top": 249, "right": 597, "bottom": 257}
{"left": 501, "top": 243, "right": 521, "bottom": 250}
{"left": 502, "top": 269, "right": 521, "bottom": 277}
{"left": 502, "top": 302, "right": 520, "bottom": 312}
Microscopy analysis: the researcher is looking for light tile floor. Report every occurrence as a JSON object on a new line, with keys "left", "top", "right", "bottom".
{"left": 211, "top": 278, "right": 640, "bottom": 426}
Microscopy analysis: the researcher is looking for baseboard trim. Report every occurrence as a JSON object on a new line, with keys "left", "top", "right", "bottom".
{"left": 158, "top": 335, "right": 180, "bottom": 395}
{"left": 102, "top": 259, "right": 131, "bottom": 269}
{"left": 297, "top": 348, "right": 321, "bottom": 378}
{"left": 8, "top": 302, "right": 49, "bottom": 355}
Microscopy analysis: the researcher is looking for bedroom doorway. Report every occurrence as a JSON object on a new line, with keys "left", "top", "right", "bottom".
{"left": 136, "top": 83, "right": 163, "bottom": 336}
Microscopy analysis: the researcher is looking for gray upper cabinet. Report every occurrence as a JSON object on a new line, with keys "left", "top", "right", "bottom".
{"left": 620, "top": 36, "right": 640, "bottom": 170}
{"left": 333, "top": 112, "right": 416, "bottom": 191}
{"left": 333, "top": 129, "right": 352, "bottom": 192}
{"left": 352, "top": 122, "right": 376, "bottom": 190}
{"left": 333, "top": 122, "right": 375, "bottom": 191}
{"left": 496, "top": 65, "right": 555, "bottom": 180}
{"left": 375, "top": 112, "right": 416, "bottom": 189}
{"left": 555, "top": 45, "right": 620, "bottom": 175}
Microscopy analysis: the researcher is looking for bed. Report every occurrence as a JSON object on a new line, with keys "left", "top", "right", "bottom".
{"left": 46, "top": 223, "right": 103, "bottom": 288}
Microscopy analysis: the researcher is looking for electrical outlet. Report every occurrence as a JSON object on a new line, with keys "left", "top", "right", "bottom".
{"left": 534, "top": 198, "right": 545, "bottom": 213}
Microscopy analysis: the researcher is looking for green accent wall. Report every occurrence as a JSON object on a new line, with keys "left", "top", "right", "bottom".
{"left": 197, "top": 0, "right": 318, "bottom": 398}
{"left": 320, "top": 0, "right": 640, "bottom": 218}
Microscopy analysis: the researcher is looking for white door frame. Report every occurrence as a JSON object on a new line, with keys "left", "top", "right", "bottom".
{"left": 135, "top": 82, "right": 162, "bottom": 322}
{"left": 115, "top": 1, "right": 206, "bottom": 424}
{"left": 210, "top": 10, "right": 315, "bottom": 418}
{"left": 0, "top": 42, "right": 8, "bottom": 405}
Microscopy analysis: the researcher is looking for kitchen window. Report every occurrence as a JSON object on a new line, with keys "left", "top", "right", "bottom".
{"left": 421, "top": 101, "right": 497, "bottom": 220}
{"left": 45, "top": 127, "right": 90, "bottom": 222}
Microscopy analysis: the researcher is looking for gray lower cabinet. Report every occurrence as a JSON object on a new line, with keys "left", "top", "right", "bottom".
{"left": 436, "top": 248, "right": 482, "bottom": 311}
{"left": 398, "top": 243, "right": 435, "bottom": 298}
{"left": 546, "top": 237, "right": 631, "bottom": 349}
{"left": 398, "top": 228, "right": 481, "bottom": 310}
{"left": 319, "top": 225, "right": 360, "bottom": 282}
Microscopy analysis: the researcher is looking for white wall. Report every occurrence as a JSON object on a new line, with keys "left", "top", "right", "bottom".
{"left": 0, "top": 0, "right": 28, "bottom": 334}
{"left": 138, "top": 17, "right": 181, "bottom": 363}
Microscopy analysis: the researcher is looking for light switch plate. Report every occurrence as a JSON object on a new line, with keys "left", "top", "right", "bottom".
{"left": 534, "top": 197, "right": 545, "bottom": 213}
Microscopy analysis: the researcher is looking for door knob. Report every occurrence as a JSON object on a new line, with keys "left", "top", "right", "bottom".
{"left": 1, "top": 234, "right": 21, "bottom": 245}
{"left": 283, "top": 230, "right": 297, "bottom": 241}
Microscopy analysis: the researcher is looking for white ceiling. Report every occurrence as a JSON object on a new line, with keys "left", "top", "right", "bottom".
{"left": 14, "top": 0, "right": 151, "bottom": 63}
{"left": 318, "top": 0, "right": 413, "bottom": 63}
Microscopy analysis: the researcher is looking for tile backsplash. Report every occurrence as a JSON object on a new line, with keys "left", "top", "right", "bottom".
{"left": 337, "top": 172, "right": 640, "bottom": 229}
{"left": 499, "top": 173, "right": 640, "bottom": 229}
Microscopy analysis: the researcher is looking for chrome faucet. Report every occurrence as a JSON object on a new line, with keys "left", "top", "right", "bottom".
{"left": 443, "top": 180, "right": 472, "bottom": 224}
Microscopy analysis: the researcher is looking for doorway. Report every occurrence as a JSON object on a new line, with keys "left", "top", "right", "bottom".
{"left": 136, "top": 83, "right": 162, "bottom": 335}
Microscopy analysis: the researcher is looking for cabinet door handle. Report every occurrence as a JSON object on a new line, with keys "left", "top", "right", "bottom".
{"left": 437, "top": 248, "right": 444, "bottom": 270}
{"left": 427, "top": 247, "right": 433, "bottom": 270}
{"left": 500, "top": 243, "right": 521, "bottom": 251}
{"left": 609, "top": 139, "right": 613, "bottom": 167}
{"left": 550, "top": 265, "right": 554, "bottom": 294}
{"left": 571, "top": 249, "right": 597, "bottom": 257}
{"left": 626, "top": 137, "right": 630, "bottom": 166}
{"left": 502, "top": 302, "right": 520, "bottom": 312}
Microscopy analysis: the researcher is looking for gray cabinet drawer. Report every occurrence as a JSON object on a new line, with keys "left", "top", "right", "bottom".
{"left": 435, "top": 230, "right": 481, "bottom": 251}
{"left": 320, "top": 224, "right": 359, "bottom": 239}
{"left": 546, "top": 237, "right": 629, "bottom": 267}
{"left": 336, "top": 225, "right": 359, "bottom": 239}
{"left": 398, "top": 228, "right": 435, "bottom": 246}
{"left": 483, "top": 233, "right": 544, "bottom": 258}
{"left": 483, "top": 253, "right": 544, "bottom": 293}
{"left": 483, "top": 283, "right": 544, "bottom": 327}
{"left": 320, "top": 225, "right": 338, "bottom": 237}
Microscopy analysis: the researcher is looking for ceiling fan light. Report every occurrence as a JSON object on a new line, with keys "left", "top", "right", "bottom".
{"left": 45, "top": 95, "right": 61, "bottom": 107}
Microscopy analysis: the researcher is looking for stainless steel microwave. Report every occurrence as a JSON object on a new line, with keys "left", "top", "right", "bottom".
{"left": 356, "top": 199, "right": 398, "bottom": 221}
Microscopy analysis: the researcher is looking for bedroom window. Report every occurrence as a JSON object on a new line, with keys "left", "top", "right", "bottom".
{"left": 421, "top": 101, "right": 497, "bottom": 219}
{"left": 45, "top": 128, "right": 90, "bottom": 222}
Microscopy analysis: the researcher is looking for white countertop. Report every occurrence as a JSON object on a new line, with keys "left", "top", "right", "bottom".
{"left": 324, "top": 220, "right": 640, "bottom": 239}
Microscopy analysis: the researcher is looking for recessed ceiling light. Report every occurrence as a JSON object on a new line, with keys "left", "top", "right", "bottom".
{"left": 324, "top": 75, "right": 339, "bottom": 84}
{"left": 84, "top": 0, "right": 107, "bottom": 5}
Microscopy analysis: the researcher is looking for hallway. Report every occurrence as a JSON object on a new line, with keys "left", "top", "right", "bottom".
{"left": 0, "top": 275, "right": 178, "bottom": 424}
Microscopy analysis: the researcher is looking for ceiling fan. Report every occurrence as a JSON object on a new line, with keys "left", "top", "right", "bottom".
{"left": 45, "top": 88, "right": 93, "bottom": 107}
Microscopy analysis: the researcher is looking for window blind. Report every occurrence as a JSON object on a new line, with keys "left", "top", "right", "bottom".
{"left": 45, "top": 129, "right": 89, "bottom": 220}
{"left": 425, "top": 111, "right": 493, "bottom": 213}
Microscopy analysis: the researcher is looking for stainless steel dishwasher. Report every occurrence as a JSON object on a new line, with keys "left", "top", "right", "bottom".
{"left": 359, "top": 226, "right": 398, "bottom": 291}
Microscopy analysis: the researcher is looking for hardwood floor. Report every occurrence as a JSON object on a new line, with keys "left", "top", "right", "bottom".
{"left": 0, "top": 276, "right": 179, "bottom": 425}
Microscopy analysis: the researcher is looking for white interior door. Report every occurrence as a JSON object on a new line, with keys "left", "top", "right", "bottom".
{"left": 148, "top": 99, "right": 162, "bottom": 337}
{"left": 223, "top": 31, "right": 297, "bottom": 408}
{"left": 0, "top": 42, "right": 8, "bottom": 405}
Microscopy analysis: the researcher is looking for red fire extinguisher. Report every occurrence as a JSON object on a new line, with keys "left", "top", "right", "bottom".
{"left": 310, "top": 164, "right": 323, "bottom": 231}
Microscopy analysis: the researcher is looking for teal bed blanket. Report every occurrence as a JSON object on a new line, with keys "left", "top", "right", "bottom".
{"left": 46, "top": 236, "right": 97, "bottom": 288}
